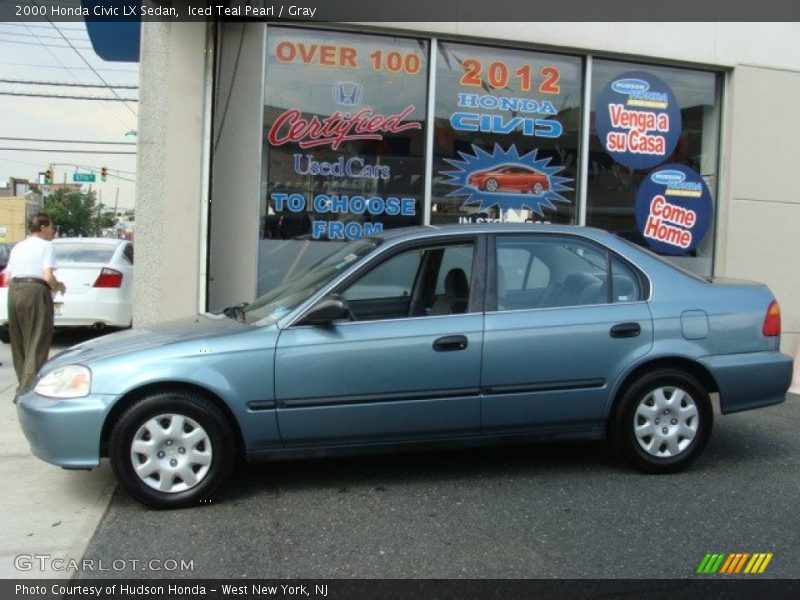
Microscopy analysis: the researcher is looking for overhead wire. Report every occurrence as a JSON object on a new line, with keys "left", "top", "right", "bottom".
{"left": 40, "top": 11, "right": 139, "bottom": 118}
{"left": 12, "top": 20, "right": 136, "bottom": 132}
{"left": 0, "top": 78, "right": 138, "bottom": 89}
{"left": 0, "top": 90, "right": 137, "bottom": 101}
{"left": 0, "top": 148, "right": 137, "bottom": 154}
{"left": 0, "top": 136, "right": 137, "bottom": 145}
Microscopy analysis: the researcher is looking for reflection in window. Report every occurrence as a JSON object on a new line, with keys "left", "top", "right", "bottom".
{"left": 588, "top": 60, "right": 721, "bottom": 277}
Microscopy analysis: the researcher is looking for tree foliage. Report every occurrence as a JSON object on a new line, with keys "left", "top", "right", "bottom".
{"left": 43, "top": 188, "right": 112, "bottom": 237}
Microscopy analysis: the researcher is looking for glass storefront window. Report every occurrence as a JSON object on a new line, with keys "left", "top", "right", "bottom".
{"left": 251, "top": 27, "right": 725, "bottom": 294}
{"left": 588, "top": 60, "right": 721, "bottom": 276}
{"left": 262, "top": 27, "right": 428, "bottom": 241}
{"left": 259, "top": 27, "right": 429, "bottom": 293}
{"left": 432, "top": 42, "right": 583, "bottom": 225}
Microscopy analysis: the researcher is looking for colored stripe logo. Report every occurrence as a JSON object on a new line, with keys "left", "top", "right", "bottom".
{"left": 696, "top": 553, "right": 773, "bottom": 574}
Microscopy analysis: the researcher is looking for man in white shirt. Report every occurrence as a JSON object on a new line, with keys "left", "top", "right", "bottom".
{"left": 6, "top": 213, "right": 66, "bottom": 396}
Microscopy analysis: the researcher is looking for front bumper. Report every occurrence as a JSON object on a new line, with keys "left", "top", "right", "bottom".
{"left": 699, "top": 351, "right": 793, "bottom": 414}
{"left": 16, "top": 392, "right": 120, "bottom": 468}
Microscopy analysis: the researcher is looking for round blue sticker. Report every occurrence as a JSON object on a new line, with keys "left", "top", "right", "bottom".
{"left": 634, "top": 164, "right": 712, "bottom": 255}
{"left": 596, "top": 71, "right": 681, "bottom": 170}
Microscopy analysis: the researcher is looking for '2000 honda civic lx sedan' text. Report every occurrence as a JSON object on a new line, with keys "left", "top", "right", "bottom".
{"left": 16, "top": 225, "right": 793, "bottom": 508}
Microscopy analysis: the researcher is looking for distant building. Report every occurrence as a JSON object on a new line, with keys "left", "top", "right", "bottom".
{"left": 0, "top": 178, "right": 43, "bottom": 242}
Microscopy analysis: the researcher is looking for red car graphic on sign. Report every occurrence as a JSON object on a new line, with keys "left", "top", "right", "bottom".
{"left": 468, "top": 164, "right": 550, "bottom": 195}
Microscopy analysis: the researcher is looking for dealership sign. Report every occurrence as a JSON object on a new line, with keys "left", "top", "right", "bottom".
{"left": 596, "top": 71, "right": 681, "bottom": 170}
{"left": 635, "top": 164, "right": 712, "bottom": 255}
{"left": 441, "top": 144, "right": 572, "bottom": 215}
{"left": 267, "top": 106, "right": 421, "bottom": 150}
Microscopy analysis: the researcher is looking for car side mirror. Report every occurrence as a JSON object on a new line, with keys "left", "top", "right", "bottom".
{"left": 300, "top": 295, "right": 351, "bottom": 326}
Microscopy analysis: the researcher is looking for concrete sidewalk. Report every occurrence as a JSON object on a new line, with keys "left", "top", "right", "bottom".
{"left": 0, "top": 342, "right": 116, "bottom": 579}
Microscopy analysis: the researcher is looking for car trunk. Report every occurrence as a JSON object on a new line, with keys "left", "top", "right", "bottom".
{"left": 56, "top": 263, "right": 105, "bottom": 295}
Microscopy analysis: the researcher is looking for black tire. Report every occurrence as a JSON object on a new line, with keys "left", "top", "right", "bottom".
{"left": 0, "top": 326, "right": 9, "bottom": 344}
{"left": 611, "top": 369, "right": 712, "bottom": 473}
{"left": 109, "top": 391, "right": 235, "bottom": 509}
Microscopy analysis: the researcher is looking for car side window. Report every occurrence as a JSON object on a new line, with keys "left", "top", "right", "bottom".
{"left": 343, "top": 249, "right": 423, "bottom": 302}
{"left": 496, "top": 236, "right": 610, "bottom": 310}
{"left": 123, "top": 244, "right": 134, "bottom": 265}
{"left": 610, "top": 256, "right": 641, "bottom": 302}
{"left": 340, "top": 242, "right": 475, "bottom": 321}
{"left": 435, "top": 245, "right": 475, "bottom": 295}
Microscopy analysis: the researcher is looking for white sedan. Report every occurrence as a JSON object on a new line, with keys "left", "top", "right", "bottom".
{"left": 0, "top": 238, "right": 134, "bottom": 342}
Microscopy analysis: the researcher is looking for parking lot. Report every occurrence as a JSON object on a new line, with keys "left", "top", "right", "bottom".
{"left": 2, "top": 332, "right": 798, "bottom": 580}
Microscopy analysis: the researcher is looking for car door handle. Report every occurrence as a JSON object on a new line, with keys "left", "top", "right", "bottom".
{"left": 433, "top": 335, "right": 469, "bottom": 352}
{"left": 610, "top": 322, "right": 641, "bottom": 338}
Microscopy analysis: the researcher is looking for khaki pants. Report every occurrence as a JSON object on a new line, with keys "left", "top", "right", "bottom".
{"left": 8, "top": 280, "right": 54, "bottom": 395}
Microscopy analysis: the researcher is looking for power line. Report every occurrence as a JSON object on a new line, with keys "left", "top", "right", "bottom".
{"left": 0, "top": 22, "right": 85, "bottom": 32}
{"left": 42, "top": 16, "right": 138, "bottom": 118}
{"left": 15, "top": 22, "right": 136, "bottom": 131}
{"left": 0, "top": 78, "right": 138, "bottom": 89}
{"left": 0, "top": 148, "right": 136, "bottom": 155}
{"left": 0, "top": 91, "right": 137, "bottom": 101}
{"left": 0, "top": 29, "right": 91, "bottom": 42}
{"left": 0, "top": 61, "right": 137, "bottom": 73}
{"left": 0, "top": 37, "right": 93, "bottom": 50}
{"left": 0, "top": 137, "right": 136, "bottom": 145}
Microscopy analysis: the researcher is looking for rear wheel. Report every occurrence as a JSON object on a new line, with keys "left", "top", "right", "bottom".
{"left": 532, "top": 182, "right": 545, "bottom": 195}
{"left": 109, "top": 391, "right": 234, "bottom": 508}
{"left": 611, "top": 369, "right": 712, "bottom": 473}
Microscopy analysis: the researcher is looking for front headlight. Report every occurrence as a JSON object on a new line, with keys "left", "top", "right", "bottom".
{"left": 34, "top": 365, "right": 91, "bottom": 398}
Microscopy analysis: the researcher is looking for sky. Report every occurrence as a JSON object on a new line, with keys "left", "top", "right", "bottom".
{"left": 0, "top": 20, "right": 139, "bottom": 209}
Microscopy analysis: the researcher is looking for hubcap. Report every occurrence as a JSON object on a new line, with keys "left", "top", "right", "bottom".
{"left": 130, "top": 414, "right": 213, "bottom": 493}
{"left": 486, "top": 179, "right": 498, "bottom": 192}
{"left": 633, "top": 386, "right": 699, "bottom": 458}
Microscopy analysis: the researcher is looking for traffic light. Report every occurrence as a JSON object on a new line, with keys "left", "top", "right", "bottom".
{"left": 101, "top": 167, "right": 108, "bottom": 182}
{"left": 44, "top": 169, "right": 52, "bottom": 184}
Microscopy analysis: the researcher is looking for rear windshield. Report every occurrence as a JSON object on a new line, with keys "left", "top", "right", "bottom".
{"left": 54, "top": 244, "right": 115, "bottom": 264}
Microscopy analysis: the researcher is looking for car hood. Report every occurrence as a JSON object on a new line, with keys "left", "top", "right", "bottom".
{"left": 46, "top": 314, "right": 253, "bottom": 368}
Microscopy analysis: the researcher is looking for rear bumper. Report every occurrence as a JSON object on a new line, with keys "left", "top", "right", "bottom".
{"left": 699, "top": 351, "right": 793, "bottom": 414}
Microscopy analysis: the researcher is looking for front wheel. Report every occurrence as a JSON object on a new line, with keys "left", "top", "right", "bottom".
{"left": 484, "top": 178, "right": 499, "bottom": 192}
{"left": 109, "top": 391, "right": 235, "bottom": 508}
{"left": 611, "top": 369, "right": 712, "bottom": 473}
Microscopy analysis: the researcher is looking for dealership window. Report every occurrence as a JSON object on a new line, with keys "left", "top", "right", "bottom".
{"left": 259, "top": 27, "right": 428, "bottom": 293}
{"left": 432, "top": 42, "right": 583, "bottom": 226}
{"left": 252, "top": 27, "right": 724, "bottom": 296}
{"left": 588, "top": 60, "right": 722, "bottom": 276}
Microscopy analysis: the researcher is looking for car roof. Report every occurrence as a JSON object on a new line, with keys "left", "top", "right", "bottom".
{"left": 372, "top": 223, "right": 616, "bottom": 243}
{"left": 53, "top": 237, "right": 127, "bottom": 246}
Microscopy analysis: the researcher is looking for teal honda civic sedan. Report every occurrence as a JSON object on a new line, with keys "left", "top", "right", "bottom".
{"left": 16, "top": 225, "right": 793, "bottom": 508}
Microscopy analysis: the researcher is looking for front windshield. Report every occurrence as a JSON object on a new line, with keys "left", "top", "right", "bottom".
{"left": 243, "top": 238, "right": 380, "bottom": 324}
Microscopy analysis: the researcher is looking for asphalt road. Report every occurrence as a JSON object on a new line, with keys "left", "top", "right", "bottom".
{"left": 41, "top": 331, "right": 800, "bottom": 580}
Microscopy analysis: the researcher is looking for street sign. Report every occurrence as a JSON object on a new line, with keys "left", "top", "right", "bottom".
{"left": 73, "top": 173, "right": 96, "bottom": 183}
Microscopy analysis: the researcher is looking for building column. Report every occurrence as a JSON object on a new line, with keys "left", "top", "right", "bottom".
{"left": 134, "top": 20, "right": 209, "bottom": 326}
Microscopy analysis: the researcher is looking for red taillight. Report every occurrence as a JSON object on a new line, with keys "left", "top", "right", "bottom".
{"left": 762, "top": 300, "right": 781, "bottom": 337}
{"left": 0, "top": 271, "right": 7, "bottom": 288}
{"left": 93, "top": 268, "right": 123, "bottom": 288}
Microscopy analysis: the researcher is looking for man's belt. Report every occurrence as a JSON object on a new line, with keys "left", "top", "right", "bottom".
{"left": 11, "top": 277, "right": 49, "bottom": 286}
